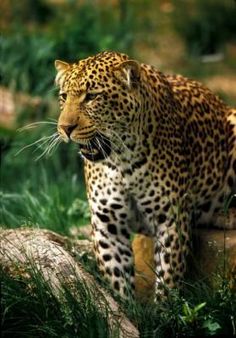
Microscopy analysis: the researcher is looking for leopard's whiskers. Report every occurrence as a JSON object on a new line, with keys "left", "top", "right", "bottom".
{"left": 35, "top": 134, "right": 62, "bottom": 161}
{"left": 18, "top": 120, "right": 57, "bottom": 132}
{"left": 96, "top": 129, "right": 129, "bottom": 167}
{"left": 95, "top": 136, "right": 108, "bottom": 160}
{"left": 15, "top": 133, "right": 58, "bottom": 157}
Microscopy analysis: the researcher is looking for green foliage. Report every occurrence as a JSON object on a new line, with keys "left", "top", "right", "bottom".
{"left": 128, "top": 280, "right": 236, "bottom": 337}
{"left": 5, "top": 0, "right": 53, "bottom": 25}
{"left": 1, "top": 266, "right": 111, "bottom": 338}
{"left": 173, "top": 0, "right": 236, "bottom": 56}
{"left": 1, "top": 32, "right": 57, "bottom": 95}
{"left": 1, "top": 124, "right": 88, "bottom": 234}
{"left": 0, "top": 1, "right": 135, "bottom": 96}
{"left": 180, "top": 301, "right": 221, "bottom": 336}
{"left": 181, "top": 301, "right": 206, "bottom": 325}
{"left": 2, "top": 256, "right": 235, "bottom": 338}
{"left": 67, "top": 198, "right": 90, "bottom": 220}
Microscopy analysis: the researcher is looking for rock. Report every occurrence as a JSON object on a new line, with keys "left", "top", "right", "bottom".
{"left": 132, "top": 229, "right": 236, "bottom": 299}
{"left": 192, "top": 229, "right": 236, "bottom": 289}
{"left": 0, "top": 86, "right": 57, "bottom": 130}
{"left": 69, "top": 223, "right": 91, "bottom": 239}
{"left": 0, "top": 87, "right": 41, "bottom": 129}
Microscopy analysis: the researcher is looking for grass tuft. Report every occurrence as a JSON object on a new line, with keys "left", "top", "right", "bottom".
{"left": 1, "top": 266, "right": 111, "bottom": 338}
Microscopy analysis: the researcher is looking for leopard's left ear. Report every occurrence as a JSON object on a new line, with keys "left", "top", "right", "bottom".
{"left": 114, "top": 60, "right": 140, "bottom": 89}
{"left": 54, "top": 60, "right": 70, "bottom": 85}
{"left": 55, "top": 60, "right": 70, "bottom": 73}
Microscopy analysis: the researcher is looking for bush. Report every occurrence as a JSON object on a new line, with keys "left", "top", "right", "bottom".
{"left": 173, "top": 0, "right": 236, "bottom": 56}
{"left": 0, "top": 1, "right": 135, "bottom": 96}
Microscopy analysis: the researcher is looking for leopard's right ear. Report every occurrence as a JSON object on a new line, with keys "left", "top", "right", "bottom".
{"left": 114, "top": 60, "right": 140, "bottom": 90}
{"left": 54, "top": 60, "right": 70, "bottom": 85}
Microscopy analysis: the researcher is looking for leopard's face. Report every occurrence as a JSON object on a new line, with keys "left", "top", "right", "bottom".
{"left": 55, "top": 51, "right": 142, "bottom": 162}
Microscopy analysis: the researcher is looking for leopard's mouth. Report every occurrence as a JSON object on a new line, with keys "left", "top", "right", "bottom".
{"left": 79, "top": 133, "right": 111, "bottom": 162}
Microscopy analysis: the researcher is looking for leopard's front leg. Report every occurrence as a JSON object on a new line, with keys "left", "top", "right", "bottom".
{"left": 90, "top": 201, "right": 135, "bottom": 299}
{"left": 154, "top": 207, "right": 191, "bottom": 299}
{"left": 85, "top": 163, "right": 135, "bottom": 299}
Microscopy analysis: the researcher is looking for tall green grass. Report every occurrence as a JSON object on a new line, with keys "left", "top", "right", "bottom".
{"left": 1, "top": 124, "right": 89, "bottom": 234}
{"left": 1, "top": 267, "right": 112, "bottom": 338}
{"left": 2, "top": 264, "right": 235, "bottom": 338}
{"left": 1, "top": 1, "right": 135, "bottom": 96}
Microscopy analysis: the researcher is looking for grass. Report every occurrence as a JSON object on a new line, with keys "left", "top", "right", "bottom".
{"left": 1, "top": 124, "right": 89, "bottom": 234}
{"left": 133, "top": 281, "right": 236, "bottom": 337}
{"left": 1, "top": 263, "right": 236, "bottom": 337}
{"left": 1, "top": 267, "right": 111, "bottom": 338}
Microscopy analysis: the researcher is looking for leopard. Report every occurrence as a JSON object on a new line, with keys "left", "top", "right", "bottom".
{"left": 54, "top": 51, "right": 236, "bottom": 300}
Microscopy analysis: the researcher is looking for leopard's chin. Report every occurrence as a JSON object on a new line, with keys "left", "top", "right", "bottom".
{"left": 79, "top": 133, "right": 111, "bottom": 162}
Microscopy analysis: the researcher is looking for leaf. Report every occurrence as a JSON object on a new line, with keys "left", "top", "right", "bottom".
{"left": 67, "top": 198, "right": 90, "bottom": 219}
{"left": 202, "top": 319, "right": 221, "bottom": 335}
{"left": 194, "top": 302, "right": 206, "bottom": 313}
{"left": 183, "top": 302, "right": 192, "bottom": 317}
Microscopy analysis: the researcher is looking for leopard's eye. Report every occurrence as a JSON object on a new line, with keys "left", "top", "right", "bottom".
{"left": 59, "top": 93, "right": 67, "bottom": 101}
{"left": 85, "top": 93, "right": 98, "bottom": 102}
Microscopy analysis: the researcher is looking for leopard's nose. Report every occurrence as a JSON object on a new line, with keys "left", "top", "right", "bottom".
{"left": 60, "top": 124, "right": 77, "bottom": 137}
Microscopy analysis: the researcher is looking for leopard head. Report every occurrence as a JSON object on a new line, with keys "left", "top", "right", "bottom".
{"left": 55, "top": 51, "right": 142, "bottom": 162}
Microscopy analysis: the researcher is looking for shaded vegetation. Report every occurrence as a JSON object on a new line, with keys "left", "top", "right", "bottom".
{"left": 131, "top": 279, "right": 236, "bottom": 337}
{"left": 1, "top": 267, "right": 111, "bottom": 338}
{"left": 1, "top": 1, "right": 135, "bottom": 95}
{"left": 1, "top": 265, "right": 236, "bottom": 337}
{"left": 173, "top": 0, "right": 236, "bottom": 56}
